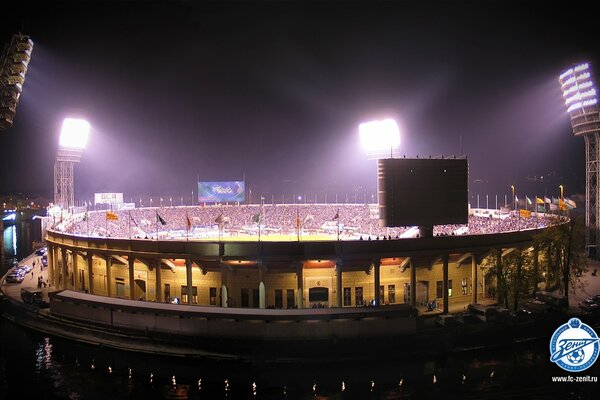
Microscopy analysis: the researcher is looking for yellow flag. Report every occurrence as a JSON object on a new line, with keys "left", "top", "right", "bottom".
{"left": 558, "top": 199, "right": 568, "bottom": 211}
{"left": 519, "top": 209, "right": 532, "bottom": 218}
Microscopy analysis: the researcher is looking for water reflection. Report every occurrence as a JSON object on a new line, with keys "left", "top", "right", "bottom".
{"left": 1, "top": 224, "right": 599, "bottom": 399}
{"left": 1, "top": 316, "right": 598, "bottom": 400}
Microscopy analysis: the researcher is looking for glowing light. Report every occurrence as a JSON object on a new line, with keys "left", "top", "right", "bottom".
{"left": 559, "top": 61, "right": 598, "bottom": 114}
{"left": 59, "top": 118, "right": 90, "bottom": 149}
{"left": 359, "top": 118, "right": 400, "bottom": 157}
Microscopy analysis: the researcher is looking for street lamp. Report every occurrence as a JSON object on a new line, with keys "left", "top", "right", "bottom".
{"left": 559, "top": 185, "right": 564, "bottom": 199}
{"left": 511, "top": 185, "right": 516, "bottom": 211}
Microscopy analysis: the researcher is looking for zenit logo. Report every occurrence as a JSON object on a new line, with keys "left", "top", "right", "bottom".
{"left": 550, "top": 318, "right": 599, "bottom": 372}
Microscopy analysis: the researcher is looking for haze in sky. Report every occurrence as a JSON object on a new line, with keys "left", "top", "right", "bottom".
{"left": 1, "top": 1, "right": 596, "bottom": 202}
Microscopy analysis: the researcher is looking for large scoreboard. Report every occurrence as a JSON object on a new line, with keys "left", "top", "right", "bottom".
{"left": 198, "top": 181, "right": 245, "bottom": 203}
{"left": 377, "top": 158, "right": 468, "bottom": 227}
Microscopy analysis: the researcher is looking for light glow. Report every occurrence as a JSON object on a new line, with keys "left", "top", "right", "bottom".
{"left": 559, "top": 61, "right": 598, "bottom": 114}
{"left": 359, "top": 119, "right": 400, "bottom": 156}
{"left": 59, "top": 118, "right": 90, "bottom": 149}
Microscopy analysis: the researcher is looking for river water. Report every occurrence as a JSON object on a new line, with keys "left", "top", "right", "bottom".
{"left": 1, "top": 223, "right": 599, "bottom": 399}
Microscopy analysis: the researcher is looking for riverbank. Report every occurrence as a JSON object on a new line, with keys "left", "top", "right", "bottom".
{"left": 2, "top": 251, "right": 600, "bottom": 362}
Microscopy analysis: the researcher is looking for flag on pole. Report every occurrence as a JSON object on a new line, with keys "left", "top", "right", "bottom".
{"left": 106, "top": 211, "right": 119, "bottom": 221}
{"left": 214, "top": 213, "right": 224, "bottom": 224}
{"left": 332, "top": 211, "right": 339, "bottom": 220}
{"left": 156, "top": 212, "right": 167, "bottom": 225}
{"left": 296, "top": 210, "right": 301, "bottom": 229}
{"left": 536, "top": 197, "right": 544, "bottom": 205}
{"left": 544, "top": 196, "right": 551, "bottom": 204}
{"left": 526, "top": 196, "right": 532, "bottom": 205}
{"left": 564, "top": 198, "right": 577, "bottom": 209}
{"left": 558, "top": 199, "right": 568, "bottom": 211}
{"left": 186, "top": 214, "right": 192, "bottom": 230}
{"left": 519, "top": 209, "right": 532, "bottom": 218}
{"left": 83, "top": 211, "right": 88, "bottom": 221}
{"left": 252, "top": 213, "right": 261, "bottom": 224}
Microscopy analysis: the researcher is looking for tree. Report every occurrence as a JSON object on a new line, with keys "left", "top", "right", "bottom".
{"left": 502, "top": 248, "right": 533, "bottom": 311}
{"left": 484, "top": 249, "right": 509, "bottom": 309}
{"left": 532, "top": 214, "right": 587, "bottom": 303}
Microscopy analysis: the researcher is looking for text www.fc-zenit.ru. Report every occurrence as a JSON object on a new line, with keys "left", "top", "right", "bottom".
{"left": 551, "top": 375, "right": 598, "bottom": 383}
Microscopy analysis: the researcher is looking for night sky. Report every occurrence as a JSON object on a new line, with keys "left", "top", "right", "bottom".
{"left": 0, "top": 1, "right": 597, "bottom": 203}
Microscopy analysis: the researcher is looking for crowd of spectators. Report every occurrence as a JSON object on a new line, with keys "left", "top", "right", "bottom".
{"left": 57, "top": 204, "right": 562, "bottom": 240}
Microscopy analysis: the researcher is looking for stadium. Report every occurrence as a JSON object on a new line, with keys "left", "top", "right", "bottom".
{"left": 2, "top": 112, "right": 572, "bottom": 358}
{"left": 34, "top": 189, "right": 567, "bottom": 358}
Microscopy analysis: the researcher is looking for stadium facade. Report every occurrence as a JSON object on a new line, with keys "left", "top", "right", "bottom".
{"left": 44, "top": 204, "right": 557, "bottom": 314}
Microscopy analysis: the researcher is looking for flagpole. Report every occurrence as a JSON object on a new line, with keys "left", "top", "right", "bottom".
{"left": 128, "top": 210, "right": 131, "bottom": 239}
{"left": 337, "top": 207, "right": 340, "bottom": 241}
{"left": 86, "top": 203, "right": 89, "bottom": 237}
{"left": 155, "top": 211, "right": 159, "bottom": 240}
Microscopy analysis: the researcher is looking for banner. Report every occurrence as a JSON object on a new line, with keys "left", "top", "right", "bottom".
{"left": 95, "top": 192, "right": 124, "bottom": 205}
{"left": 198, "top": 181, "right": 245, "bottom": 203}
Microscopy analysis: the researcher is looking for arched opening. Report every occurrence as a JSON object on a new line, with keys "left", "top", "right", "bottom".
{"left": 134, "top": 279, "right": 146, "bottom": 300}
{"left": 308, "top": 287, "right": 329, "bottom": 308}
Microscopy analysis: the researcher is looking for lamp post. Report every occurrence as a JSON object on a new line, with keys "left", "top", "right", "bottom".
{"left": 559, "top": 185, "right": 564, "bottom": 200}
{"left": 511, "top": 185, "right": 516, "bottom": 211}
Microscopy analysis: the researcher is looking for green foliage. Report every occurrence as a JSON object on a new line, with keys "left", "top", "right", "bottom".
{"left": 532, "top": 215, "right": 587, "bottom": 302}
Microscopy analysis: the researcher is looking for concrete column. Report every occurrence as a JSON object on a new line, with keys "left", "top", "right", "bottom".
{"left": 336, "top": 261, "right": 343, "bottom": 307}
{"left": 47, "top": 244, "right": 54, "bottom": 288}
{"left": 155, "top": 260, "right": 162, "bottom": 303}
{"left": 60, "top": 247, "right": 67, "bottom": 290}
{"left": 442, "top": 254, "right": 449, "bottom": 314}
{"left": 105, "top": 255, "right": 112, "bottom": 297}
{"left": 54, "top": 246, "right": 60, "bottom": 288}
{"left": 296, "top": 262, "right": 304, "bottom": 309}
{"left": 258, "top": 265, "right": 266, "bottom": 309}
{"left": 373, "top": 259, "right": 381, "bottom": 306}
{"left": 410, "top": 261, "right": 416, "bottom": 307}
{"left": 86, "top": 253, "right": 94, "bottom": 294}
{"left": 471, "top": 255, "right": 478, "bottom": 305}
{"left": 186, "top": 258, "right": 193, "bottom": 305}
{"left": 128, "top": 257, "right": 135, "bottom": 300}
{"left": 221, "top": 265, "right": 228, "bottom": 307}
{"left": 72, "top": 251, "right": 79, "bottom": 290}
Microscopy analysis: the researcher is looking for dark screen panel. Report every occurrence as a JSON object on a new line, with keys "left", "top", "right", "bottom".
{"left": 378, "top": 158, "right": 468, "bottom": 227}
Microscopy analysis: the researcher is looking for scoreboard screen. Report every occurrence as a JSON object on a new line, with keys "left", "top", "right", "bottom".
{"left": 377, "top": 158, "right": 468, "bottom": 227}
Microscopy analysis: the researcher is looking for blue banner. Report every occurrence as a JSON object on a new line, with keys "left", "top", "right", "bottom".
{"left": 198, "top": 181, "right": 245, "bottom": 203}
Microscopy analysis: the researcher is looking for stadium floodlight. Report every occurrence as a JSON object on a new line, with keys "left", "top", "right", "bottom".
{"left": 54, "top": 118, "right": 91, "bottom": 210}
{"left": 359, "top": 118, "right": 400, "bottom": 159}
{"left": 0, "top": 34, "right": 34, "bottom": 131}
{"left": 59, "top": 118, "right": 90, "bottom": 149}
{"left": 558, "top": 61, "right": 600, "bottom": 252}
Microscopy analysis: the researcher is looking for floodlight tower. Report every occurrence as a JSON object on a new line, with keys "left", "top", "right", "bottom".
{"left": 559, "top": 62, "right": 600, "bottom": 251}
{"left": 54, "top": 118, "right": 90, "bottom": 210}
{"left": 0, "top": 34, "right": 34, "bottom": 130}
{"left": 359, "top": 119, "right": 401, "bottom": 160}
{"left": 359, "top": 117, "right": 401, "bottom": 222}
